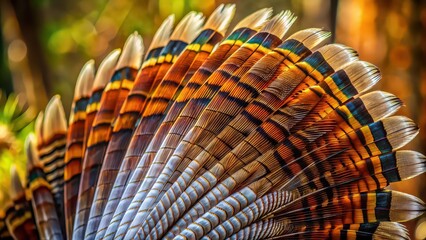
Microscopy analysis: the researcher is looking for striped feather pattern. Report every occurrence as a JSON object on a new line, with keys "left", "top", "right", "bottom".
{"left": 2, "top": 5, "right": 425, "bottom": 240}
{"left": 84, "top": 16, "right": 176, "bottom": 239}
{"left": 26, "top": 134, "right": 63, "bottom": 240}
{"left": 4, "top": 201, "right": 37, "bottom": 240}
{"left": 7, "top": 167, "right": 38, "bottom": 240}
{"left": 35, "top": 96, "right": 68, "bottom": 235}
{"left": 105, "top": 7, "right": 236, "bottom": 239}
{"left": 93, "top": 19, "right": 196, "bottom": 240}
{"left": 147, "top": 41, "right": 357, "bottom": 239}
{"left": 118, "top": 14, "right": 290, "bottom": 239}
{"left": 139, "top": 28, "right": 334, "bottom": 239}
{"left": 72, "top": 33, "right": 143, "bottom": 239}
{"left": 63, "top": 60, "right": 95, "bottom": 239}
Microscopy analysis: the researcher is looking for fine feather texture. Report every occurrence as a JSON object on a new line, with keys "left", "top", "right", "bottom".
{"left": 2, "top": 6, "right": 425, "bottom": 240}
{"left": 117, "top": 13, "right": 293, "bottom": 239}
{"left": 26, "top": 134, "right": 63, "bottom": 239}
{"left": 64, "top": 60, "right": 95, "bottom": 239}
{"left": 84, "top": 16, "right": 175, "bottom": 239}
{"left": 9, "top": 165, "right": 37, "bottom": 240}
{"left": 110, "top": 8, "right": 239, "bottom": 238}
{"left": 73, "top": 33, "right": 143, "bottom": 239}
{"left": 36, "top": 95, "right": 67, "bottom": 234}
{"left": 150, "top": 43, "right": 360, "bottom": 238}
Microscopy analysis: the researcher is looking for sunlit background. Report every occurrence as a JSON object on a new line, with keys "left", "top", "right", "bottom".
{"left": 1, "top": 0, "right": 425, "bottom": 238}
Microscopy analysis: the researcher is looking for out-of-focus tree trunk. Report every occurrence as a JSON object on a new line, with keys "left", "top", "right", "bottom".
{"left": 1, "top": 0, "right": 48, "bottom": 110}
{"left": 0, "top": 19, "right": 13, "bottom": 95}
{"left": 330, "top": 0, "right": 338, "bottom": 42}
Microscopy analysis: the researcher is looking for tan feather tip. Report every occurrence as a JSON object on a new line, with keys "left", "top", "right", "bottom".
{"left": 10, "top": 165, "right": 24, "bottom": 200}
{"left": 317, "top": 44, "right": 359, "bottom": 71}
{"left": 288, "top": 28, "right": 331, "bottom": 50}
{"left": 395, "top": 150, "right": 426, "bottom": 166}
{"left": 203, "top": 4, "right": 236, "bottom": 36}
{"left": 171, "top": 11, "right": 204, "bottom": 43}
{"left": 25, "top": 134, "right": 41, "bottom": 170}
{"left": 389, "top": 191, "right": 426, "bottom": 222}
{"left": 43, "top": 95, "right": 67, "bottom": 140}
{"left": 260, "top": 10, "right": 296, "bottom": 39}
{"left": 382, "top": 116, "right": 419, "bottom": 150}
{"left": 343, "top": 61, "right": 381, "bottom": 93}
{"left": 74, "top": 60, "right": 95, "bottom": 99}
{"left": 116, "top": 32, "right": 144, "bottom": 70}
{"left": 395, "top": 150, "right": 426, "bottom": 180}
{"left": 375, "top": 222, "right": 409, "bottom": 240}
{"left": 147, "top": 15, "right": 175, "bottom": 53}
{"left": 233, "top": 8, "right": 273, "bottom": 32}
{"left": 93, "top": 49, "right": 121, "bottom": 89}
{"left": 358, "top": 91, "right": 402, "bottom": 121}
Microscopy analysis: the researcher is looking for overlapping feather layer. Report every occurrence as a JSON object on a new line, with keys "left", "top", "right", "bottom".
{"left": 1, "top": 4, "right": 425, "bottom": 240}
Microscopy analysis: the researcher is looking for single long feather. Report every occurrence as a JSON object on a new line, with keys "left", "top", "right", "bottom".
{"left": 26, "top": 134, "right": 63, "bottom": 239}
{"left": 7, "top": 166, "right": 38, "bottom": 240}
{"left": 36, "top": 96, "right": 67, "bottom": 233}
{"left": 63, "top": 60, "right": 95, "bottom": 239}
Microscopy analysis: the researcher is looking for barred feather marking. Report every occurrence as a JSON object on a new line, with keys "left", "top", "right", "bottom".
{"left": 275, "top": 222, "right": 409, "bottom": 240}
{"left": 98, "top": 12, "right": 265, "bottom": 239}
{"left": 222, "top": 219, "right": 291, "bottom": 240}
{"left": 95, "top": 14, "right": 202, "bottom": 239}
{"left": 26, "top": 134, "right": 63, "bottom": 240}
{"left": 4, "top": 7, "right": 425, "bottom": 240}
{"left": 73, "top": 33, "right": 143, "bottom": 239}
{"left": 7, "top": 166, "right": 38, "bottom": 240}
{"left": 105, "top": 7, "right": 234, "bottom": 238}
{"left": 83, "top": 49, "right": 121, "bottom": 156}
{"left": 146, "top": 14, "right": 175, "bottom": 54}
{"left": 151, "top": 41, "right": 358, "bottom": 239}
{"left": 64, "top": 60, "right": 95, "bottom": 239}
{"left": 206, "top": 193, "right": 293, "bottom": 240}
{"left": 122, "top": 13, "right": 295, "bottom": 239}
{"left": 35, "top": 96, "right": 67, "bottom": 234}
{"left": 85, "top": 15, "right": 176, "bottom": 239}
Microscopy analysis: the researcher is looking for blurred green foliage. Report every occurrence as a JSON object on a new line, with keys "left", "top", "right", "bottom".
{"left": 0, "top": 92, "right": 35, "bottom": 206}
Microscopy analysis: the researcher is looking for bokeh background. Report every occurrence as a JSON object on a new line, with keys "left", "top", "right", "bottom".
{"left": 1, "top": 0, "right": 425, "bottom": 238}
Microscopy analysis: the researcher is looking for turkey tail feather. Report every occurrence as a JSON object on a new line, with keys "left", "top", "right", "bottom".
{"left": 4, "top": 6, "right": 425, "bottom": 240}
{"left": 64, "top": 60, "right": 95, "bottom": 239}
{"left": 73, "top": 33, "right": 143, "bottom": 239}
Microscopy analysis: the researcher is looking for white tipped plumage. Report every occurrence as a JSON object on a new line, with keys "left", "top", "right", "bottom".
{"left": 2, "top": 6, "right": 425, "bottom": 240}
{"left": 116, "top": 32, "right": 143, "bottom": 71}
{"left": 93, "top": 49, "right": 121, "bottom": 90}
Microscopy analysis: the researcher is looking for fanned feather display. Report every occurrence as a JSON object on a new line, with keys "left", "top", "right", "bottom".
{"left": 2, "top": 4, "right": 425, "bottom": 240}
